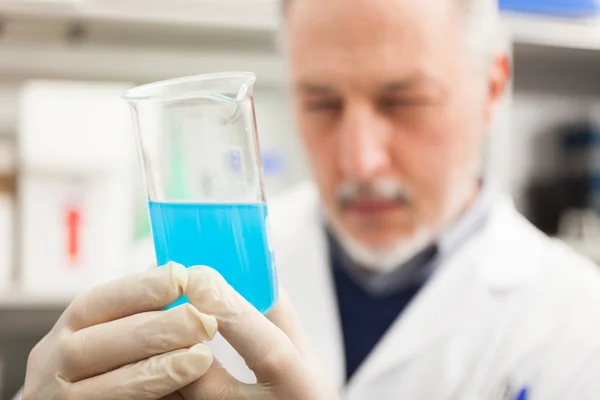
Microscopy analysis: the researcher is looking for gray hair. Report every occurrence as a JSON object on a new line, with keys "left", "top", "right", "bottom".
{"left": 460, "top": 0, "right": 507, "bottom": 69}
{"left": 280, "top": 0, "right": 507, "bottom": 71}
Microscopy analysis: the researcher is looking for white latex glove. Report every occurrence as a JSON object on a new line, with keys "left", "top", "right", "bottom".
{"left": 175, "top": 266, "right": 339, "bottom": 400}
{"left": 23, "top": 263, "right": 217, "bottom": 400}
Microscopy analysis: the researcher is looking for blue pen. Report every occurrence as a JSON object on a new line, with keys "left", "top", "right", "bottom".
{"left": 515, "top": 387, "right": 528, "bottom": 400}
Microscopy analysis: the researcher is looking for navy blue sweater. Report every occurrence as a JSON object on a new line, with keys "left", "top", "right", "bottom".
{"left": 328, "top": 185, "right": 494, "bottom": 380}
{"left": 328, "top": 235, "right": 432, "bottom": 381}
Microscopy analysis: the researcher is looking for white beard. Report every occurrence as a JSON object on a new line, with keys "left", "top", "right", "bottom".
{"left": 324, "top": 176, "right": 477, "bottom": 274}
{"left": 329, "top": 223, "right": 436, "bottom": 274}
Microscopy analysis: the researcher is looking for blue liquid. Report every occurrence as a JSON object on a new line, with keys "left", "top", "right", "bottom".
{"left": 149, "top": 201, "right": 278, "bottom": 313}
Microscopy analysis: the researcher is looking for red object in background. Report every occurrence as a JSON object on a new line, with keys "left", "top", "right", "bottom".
{"left": 65, "top": 206, "right": 80, "bottom": 265}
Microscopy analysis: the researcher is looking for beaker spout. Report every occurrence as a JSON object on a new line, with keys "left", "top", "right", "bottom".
{"left": 121, "top": 72, "right": 256, "bottom": 104}
{"left": 220, "top": 81, "right": 253, "bottom": 122}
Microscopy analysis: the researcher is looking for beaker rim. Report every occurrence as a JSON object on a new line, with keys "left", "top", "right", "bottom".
{"left": 121, "top": 71, "right": 257, "bottom": 102}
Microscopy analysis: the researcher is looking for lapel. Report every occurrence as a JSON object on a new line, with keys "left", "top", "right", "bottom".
{"left": 346, "top": 197, "right": 543, "bottom": 394}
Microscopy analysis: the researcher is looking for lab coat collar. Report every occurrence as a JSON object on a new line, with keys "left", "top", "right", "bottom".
{"left": 344, "top": 195, "right": 543, "bottom": 392}
{"left": 476, "top": 196, "right": 544, "bottom": 291}
{"left": 276, "top": 183, "right": 542, "bottom": 393}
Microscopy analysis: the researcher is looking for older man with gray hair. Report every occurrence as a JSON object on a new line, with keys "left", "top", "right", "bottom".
{"left": 22, "top": 0, "right": 600, "bottom": 399}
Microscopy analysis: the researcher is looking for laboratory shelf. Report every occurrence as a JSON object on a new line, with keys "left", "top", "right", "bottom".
{"left": 0, "top": 0, "right": 284, "bottom": 85}
{"left": 504, "top": 12, "right": 600, "bottom": 52}
{"left": 0, "top": 1, "right": 599, "bottom": 85}
{"left": 0, "top": 0, "right": 279, "bottom": 32}
{"left": 0, "top": 290, "right": 72, "bottom": 310}
{"left": 0, "top": 43, "right": 285, "bottom": 86}
{"left": 1, "top": 1, "right": 600, "bottom": 52}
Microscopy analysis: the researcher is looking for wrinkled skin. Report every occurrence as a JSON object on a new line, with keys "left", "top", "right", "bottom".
{"left": 287, "top": 0, "right": 509, "bottom": 251}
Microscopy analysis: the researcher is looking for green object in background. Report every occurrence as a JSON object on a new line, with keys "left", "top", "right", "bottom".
{"left": 134, "top": 206, "right": 152, "bottom": 241}
{"left": 133, "top": 115, "right": 191, "bottom": 242}
{"left": 132, "top": 114, "right": 192, "bottom": 243}
{"left": 167, "top": 117, "right": 191, "bottom": 200}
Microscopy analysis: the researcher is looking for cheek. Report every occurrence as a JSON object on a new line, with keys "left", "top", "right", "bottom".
{"left": 392, "top": 125, "right": 452, "bottom": 184}
{"left": 390, "top": 117, "right": 474, "bottom": 219}
{"left": 409, "top": 91, "right": 485, "bottom": 176}
{"left": 300, "top": 130, "right": 339, "bottom": 186}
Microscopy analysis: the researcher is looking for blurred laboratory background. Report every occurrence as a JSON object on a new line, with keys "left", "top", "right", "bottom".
{"left": 0, "top": 0, "right": 600, "bottom": 398}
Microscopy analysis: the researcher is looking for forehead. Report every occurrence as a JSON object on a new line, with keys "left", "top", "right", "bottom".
{"left": 286, "top": 0, "right": 463, "bottom": 88}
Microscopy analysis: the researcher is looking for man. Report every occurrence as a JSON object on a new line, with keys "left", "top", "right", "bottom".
{"left": 22, "top": 0, "right": 600, "bottom": 399}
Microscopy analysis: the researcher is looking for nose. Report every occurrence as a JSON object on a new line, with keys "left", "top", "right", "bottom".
{"left": 338, "top": 103, "right": 391, "bottom": 181}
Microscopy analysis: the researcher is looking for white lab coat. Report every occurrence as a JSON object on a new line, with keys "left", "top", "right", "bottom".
{"left": 11, "top": 182, "right": 600, "bottom": 400}
{"left": 212, "top": 182, "right": 600, "bottom": 400}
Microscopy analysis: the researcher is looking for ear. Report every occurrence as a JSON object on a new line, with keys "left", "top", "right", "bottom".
{"left": 485, "top": 53, "right": 512, "bottom": 118}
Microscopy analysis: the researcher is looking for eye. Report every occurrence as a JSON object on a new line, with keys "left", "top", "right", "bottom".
{"left": 378, "top": 97, "right": 424, "bottom": 109}
{"left": 304, "top": 99, "right": 343, "bottom": 113}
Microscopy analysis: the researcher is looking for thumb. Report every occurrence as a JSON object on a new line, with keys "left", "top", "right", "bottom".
{"left": 266, "top": 288, "right": 312, "bottom": 356}
{"left": 266, "top": 289, "right": 336, "bottom": 392}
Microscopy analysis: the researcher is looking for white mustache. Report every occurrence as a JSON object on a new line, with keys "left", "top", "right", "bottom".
{"left": 337, "top": 179, "right": 413, "bottom": 209}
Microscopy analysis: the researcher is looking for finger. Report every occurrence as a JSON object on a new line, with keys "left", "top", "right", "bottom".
{"left": 64, "top": 343, "right": 213, "bottom": 400}
{"left": 267, "top": 289, "right": 337, "bottom": 394}
{"left": 61, "top": 262, "right": 188, "bottom": 331}
{"left": 267, "top": 289, "right": 331, "bottom": 374}
{"left": 59, "top": 303, "right": 218, "bottom": 382}
{"left": 186, "top": 266, "right": 302, "bottom": 384}
{"left": 179, "top": 358, "right": 252, "bottom": 400}
{"left": 266, "top": 288, "right": 311, "bottom": 356}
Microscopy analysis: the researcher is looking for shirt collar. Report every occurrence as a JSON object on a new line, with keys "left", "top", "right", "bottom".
{"left": 436, "top": 182, "right": 497, "bottom": 260}
{"left": 326, "top": 182, "right": 498, "bottom": 297}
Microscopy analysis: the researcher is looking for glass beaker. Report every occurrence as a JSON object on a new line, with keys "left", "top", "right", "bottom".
{"left": 122, "top": 72, "right": 278, "bottom": 313}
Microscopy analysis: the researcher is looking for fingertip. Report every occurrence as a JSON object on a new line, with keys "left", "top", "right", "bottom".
{"left": 187, "top": 343, "right": 214, "bottom": 375}
{"left": 186, "top": 265, "right": 219, "bottom": 276}
{"left": 167, "top": 262, "right": 189, "bottom": 295}
{"left": 167, "top": 343, "right": 214, "bottom": 385}
{"left": 186, "top": 265, "right": 245, "bottom": 317}
{"left": 186, "top": 265, "right": 227, "bottom": 292}
{"left": 198, "top": 312, "right": 218, "bottom": 340}
{"left": 189, "top": 342, "right": 212, "bottom": 356}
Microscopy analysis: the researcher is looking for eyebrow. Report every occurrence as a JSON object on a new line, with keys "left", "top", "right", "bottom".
{"left": 297, "top": 83, "right": 339, "bottom": 96}
{"left": 379, "top": 77, "right": 446, "bottom": 99}
{"left": 297, "top": 77, "right": 445, "bottom": 97}
{"left": 380, "top": 77, "right": 427, "bottom": 93}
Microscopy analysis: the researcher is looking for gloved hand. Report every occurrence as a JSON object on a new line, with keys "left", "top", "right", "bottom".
{"left": 176, "top": 266, "right": 339, "bottom": 400}
{"left": 23, "top": 263, "right": 338, "bottom": 400}
{"left": 23, "top": 263, "right": 217, "bottom": 400}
